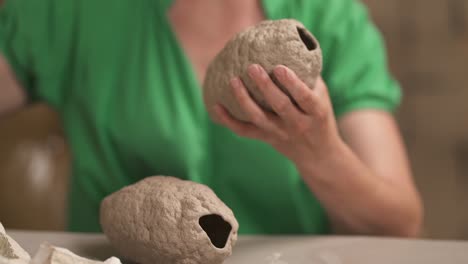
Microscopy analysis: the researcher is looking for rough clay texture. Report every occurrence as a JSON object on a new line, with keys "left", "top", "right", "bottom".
{"left": 203, "top": 19, "right": 323, "bottom": 121}
{"left": 100, "top": 176, "right": 239, "bottom": 264}
{"left": 30, "top": 244, "right": 121, "bottom": 264}
{"left": 0, "top": 223, "right": 29, "bottom": 261}
{"left": 0, "top": 256, "right": 27, "bottom": 264}
{"left": 0, "top": 223, "right": 16, "bottom": 260}
{"left": 0, "top": 235, "right": 16, "bottom": 260}
{"left": 0, "top": 223, "right": 121, "bottom": 264}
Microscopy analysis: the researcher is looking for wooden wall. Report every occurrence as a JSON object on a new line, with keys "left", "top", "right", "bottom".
{"left": 363, "top": 0, "right": 468, "bottom": 239}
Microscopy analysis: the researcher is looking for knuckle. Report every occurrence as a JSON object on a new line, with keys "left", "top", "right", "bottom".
{"left": 262, "top": 75, "right": 272, "bottom": 85}
{"left": 235, "top": 89, "right": 249, "bottom": 103}
{"left": 297, "top": 92, "right": 315, "bottom": 106}
{"left": 314, "top": 107, "right": 328, "bottom": 122}
{"left": 274, "top": 99, "right": 291, "bottom": 115}
{"left": 256, "top": 76, "right": 269, "bottom": 89}
{"left": 249, "top": 114, "right": 266, "bottom": 126}
{"left": 288, "top": 79, "right": 302, "bottom": 92}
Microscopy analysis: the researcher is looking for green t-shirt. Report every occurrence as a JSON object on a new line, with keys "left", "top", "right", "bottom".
{"left": 0, "top": 0, "right": 400, "bottom": 234}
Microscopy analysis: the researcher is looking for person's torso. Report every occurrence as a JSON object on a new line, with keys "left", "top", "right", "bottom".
{"left": 28, "top": 0, "right": 330, "bottom": 234}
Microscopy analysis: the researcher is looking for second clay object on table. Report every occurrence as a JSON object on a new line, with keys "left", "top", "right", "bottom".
{"left": 203, "top": 19, "right": 323, "bottom": 122}
{"left": 100, "top": 176, "right": 239, "bottom": 264}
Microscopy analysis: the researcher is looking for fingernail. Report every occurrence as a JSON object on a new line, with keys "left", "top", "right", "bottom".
{"left": 248, "top": 64, "right": 260, "bottom": 77}
{"left": 230, "top": 78, "right": 240, "bottom": 88}
{"left": 275, "top": 66, "right": 288, "bottom": 79}
{"left": 284, "top": 67, "right": 294, "bottom": 80}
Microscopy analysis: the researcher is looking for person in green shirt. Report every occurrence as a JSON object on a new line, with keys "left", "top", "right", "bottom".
{"left": 0, "top": 0, "right": 423, "bottom": 236}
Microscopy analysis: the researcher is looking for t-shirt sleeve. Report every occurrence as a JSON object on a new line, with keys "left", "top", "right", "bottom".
{"left": 0, "top": 0, "right": 75, "bottom": 109}
{"left": 0, "top": 0, "right": 36, "bottom": 99}
{"left": 311, "top": 0, "right": 402, "bottom": 118}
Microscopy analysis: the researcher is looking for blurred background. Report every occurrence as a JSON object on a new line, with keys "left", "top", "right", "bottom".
{"left": 0, "top": 0, "right": 467, "bottom": 239}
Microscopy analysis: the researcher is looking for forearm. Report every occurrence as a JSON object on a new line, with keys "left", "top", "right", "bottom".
{"left": 296, "top": 139, "right": 423, "bottom": 237}
{"left": 213, "top": 64, "right": 422, "bottom": 236}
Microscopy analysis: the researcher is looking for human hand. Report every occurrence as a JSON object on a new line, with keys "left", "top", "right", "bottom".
{"left": 213, "top": 64, "right": 343, "bottom": 169}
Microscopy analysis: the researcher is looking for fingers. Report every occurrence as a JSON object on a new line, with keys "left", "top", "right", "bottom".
{"left": 213, "top": 104, "right": 268, "bottom": 140}
{"left": 219, "top": 65, "right": 330, "bottom": 142}
{"left": 230, "top": 78, "right": 288, "bottom": 140}
{"left": 247, "top": 64, "right": 302, "bottom": 121}
{"left": 273, "top": 65, "right": 324, "bottom": 117}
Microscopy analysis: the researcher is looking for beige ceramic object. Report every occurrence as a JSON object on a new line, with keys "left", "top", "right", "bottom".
{"left": 100, "top": 176, "right": 239, "bottom": 264}
{"left": 0, "top": 255, "right": 28, "bottom": 264}
{"left": 203, "top": 19, "right": 323, "bottom": 121}
{"left": 0, "top": 222, "right": 121, "bottom": 264}
{"left": 0, "top": 222, "right": 30, "bottom": 263}
{"left": 30, "top": 244, "right": 121, "bottom": 264}
{"left": 0, "top": 234, "right": 16, "bottom": 260}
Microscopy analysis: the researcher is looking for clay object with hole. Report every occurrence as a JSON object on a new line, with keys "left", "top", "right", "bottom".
{"left": 100, "top": 176, "right": 239, "bottom": 264}
{"left": 203, "top": 19, "right": 323, "bottom": 121}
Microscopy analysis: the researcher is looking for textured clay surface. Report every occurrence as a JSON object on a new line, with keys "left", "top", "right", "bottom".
{"left": 0, "top": 223, "right": 29, "bottom": 262}
{"left": 0, "top": 234, "right": 16, "bottom": 259}
{"left": 100, "top": 176, "right": 239, "bottom": 264}
{"left": 31, "top": 244, "right": 121, "bottom": 264}
{"left": 0, "top": 256, "right": 27, "bottom": 264}
{"left": 0, "top": 223, "right": 121, "bottom": 264}
{"left": 203, "top": 19, "right": 323, "bottom": 121}
{"left": 0, "top": 222, "right": 16, "bottom": 259}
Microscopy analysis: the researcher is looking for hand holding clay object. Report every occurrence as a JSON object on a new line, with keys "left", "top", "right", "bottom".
{"left": 203, "top": 19, "right": 322, "bottom": 122}
{"left": 205, "top": 19, "right": 338, "bottom": 168}
{"left": 100, "top": 176, "right": 238, "bottom": 264}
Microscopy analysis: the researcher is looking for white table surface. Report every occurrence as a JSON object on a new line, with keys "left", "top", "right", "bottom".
{"left": 7, "top": 230, "right": 468, "bottom": 264}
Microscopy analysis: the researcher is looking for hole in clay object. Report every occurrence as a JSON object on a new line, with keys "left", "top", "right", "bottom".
{"left": 297, "top": 27, "right": 317, "bottom": 51}
{"left": 199, "top": 214, "right": 232, "bottom": 249}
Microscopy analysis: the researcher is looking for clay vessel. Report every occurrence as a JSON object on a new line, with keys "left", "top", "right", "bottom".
{"left": 100, "top": 176, "right": 239, "bottom": 264}
{"left": 203, "top": 19, "right": 322, "bottom": 121}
